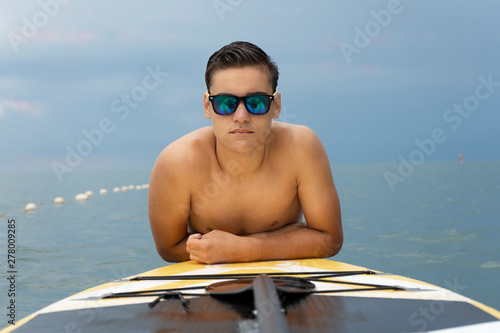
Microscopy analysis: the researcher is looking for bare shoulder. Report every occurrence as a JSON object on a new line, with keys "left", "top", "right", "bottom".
{"left": 151, "top": 127, "right": 214, "bottom": 185}
{"left": 271, "top": 122, "right": 331, "bottom": 182}
{"left": 154, "top": 127, "right": 213, "bottom": 170}
{"left": 271, "top": 121, "right": 324, "bottom": 154}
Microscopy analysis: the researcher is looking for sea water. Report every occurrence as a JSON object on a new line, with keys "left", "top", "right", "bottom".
{"left": 0, "top": 161, "right": 499, "bottom": 328}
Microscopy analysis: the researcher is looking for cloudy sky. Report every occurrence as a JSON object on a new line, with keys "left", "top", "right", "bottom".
{"left": 1, "top": 0, "right": 499, "bottom": 174}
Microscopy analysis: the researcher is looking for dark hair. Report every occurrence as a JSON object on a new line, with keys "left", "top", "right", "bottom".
{"left": 205, "top": 41, "right": 279, "bottom": 93}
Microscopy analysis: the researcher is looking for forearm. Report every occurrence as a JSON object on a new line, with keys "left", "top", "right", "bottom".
{"left": 246, "top": 222, "right": 306, "bottom": 238}
{"left": 157, "top": 235, "right": 191, "bottom": 262}
{"left": 242, "top": 227, "right": 342, "bottom": 262}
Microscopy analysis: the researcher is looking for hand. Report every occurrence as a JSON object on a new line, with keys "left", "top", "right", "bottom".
{"left": 186, "top": 230, "right": 248, "bottom": 264}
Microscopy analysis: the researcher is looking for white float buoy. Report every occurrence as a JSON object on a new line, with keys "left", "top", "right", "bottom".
{"left": 53, "top": 197, "right": 64, "bottom": 204}
{"left": 74, "top": 193, "right": 88, "bottom": 201}
{"left": 24, "top": 203, "right": 37, "bottom": 211}
{"left": 85, "top": 190, "right": 94, "bottom": 197}
{"left": 113, "top": 187, "right": 121, "bottom": 193}
{"left": 99, "top": 188, "right": 107, "bottom": 195}
{"left": 128, "top": 185, "right": 134, "bottom": 190}
{"left": 135, "top": 185, "right": 141, "bottom": 190}
{"left": 121, "top": 186, "right": 128, "bottom": 191}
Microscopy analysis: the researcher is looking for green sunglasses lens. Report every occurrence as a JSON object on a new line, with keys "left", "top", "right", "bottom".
{"left": 245, "top": 95, "right": 269, "bottom": 115}
{"left": 213, "top": 95, "right": 238, "bottom": 115}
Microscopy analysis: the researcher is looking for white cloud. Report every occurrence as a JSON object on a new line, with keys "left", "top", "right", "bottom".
{"left": 1, "top": 100, "right": 42, "bottom": 117}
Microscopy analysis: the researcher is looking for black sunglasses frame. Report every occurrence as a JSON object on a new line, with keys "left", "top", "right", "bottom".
{"left": 208, "top": 91, "right": 277, "bottom": 116}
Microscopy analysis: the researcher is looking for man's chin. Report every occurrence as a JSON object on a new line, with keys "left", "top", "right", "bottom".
{"left": 230, "top": 142, "right": 261, "bottom": 155}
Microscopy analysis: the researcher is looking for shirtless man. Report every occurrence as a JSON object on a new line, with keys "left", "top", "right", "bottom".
{"left": 149, "top": 41, "right": 343, "bottom": 264}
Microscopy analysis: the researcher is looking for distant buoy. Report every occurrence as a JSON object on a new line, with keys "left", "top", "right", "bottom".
{"left": 74, "top": 193, "right": 88, "bottom": 201}
{"left": 99, "top": 188, "right": 107, "bottom": 195}
{"left": 128, "top": 185, "right": 134, "bottom": 190}
{"left": 53, "top": 197, "right": 64, "bottom": 204}
{"left": 85, "top": 190, "right": 94, "bottom": 197}
{"left": 121, "top": 186, "right": 128, "bottom": 191}
{"left": 113, "top": 187, "right": 120, "bottom": 193}
{"left": 24, "top": 203, "right": 37, "bottom": 211}
{"left": 135, "top": 185, "right": 142, "bottom": 190}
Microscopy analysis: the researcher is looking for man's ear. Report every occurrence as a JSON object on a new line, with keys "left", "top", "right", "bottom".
{"left": 272, "top": 92, "right": 281, "bottom": 120}
{"left": 203, "top": 92, "right": 212, "bottom": 119}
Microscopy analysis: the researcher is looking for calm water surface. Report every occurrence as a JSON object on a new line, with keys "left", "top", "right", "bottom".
{"left": 1, "top": 162, "right": 499, "bottom": 328}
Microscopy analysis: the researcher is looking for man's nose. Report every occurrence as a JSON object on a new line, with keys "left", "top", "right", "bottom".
{"left": 232, "top": 100, "right": 250, "bottom": 122}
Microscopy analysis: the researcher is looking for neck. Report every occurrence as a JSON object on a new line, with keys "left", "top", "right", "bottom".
{"left": 215, "top": 140, "right": 268, "bottom": 178}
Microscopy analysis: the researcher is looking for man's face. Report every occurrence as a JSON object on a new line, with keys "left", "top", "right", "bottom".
{"left": 204, "top": 66, "right": 281, "bottom": 155}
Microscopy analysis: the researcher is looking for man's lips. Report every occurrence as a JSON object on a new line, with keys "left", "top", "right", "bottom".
{"left": 230, "top": 129, "right": 253, "bottom": 134}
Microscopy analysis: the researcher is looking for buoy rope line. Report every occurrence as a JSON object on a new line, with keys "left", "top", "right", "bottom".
{"left": 12, "top": 183, "right": 150, "bottom": 214}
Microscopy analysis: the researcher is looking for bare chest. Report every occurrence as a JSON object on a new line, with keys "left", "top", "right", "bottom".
{"left": 188, "top": 171, "right": 301, "bottom": 235}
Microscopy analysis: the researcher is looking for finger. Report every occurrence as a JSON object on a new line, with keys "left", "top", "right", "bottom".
{"left": 186, "top": 243, "right": 197, "bottom": 254}
{"left": 186, "top": 234, "right": 201, "bottom": 247}
{"left": 187, "top": 233, "right": 202, "bottom": 243}
{"left": 192, "top": 233, "right": 202, "bottom": 239}
{"left": 189, "top": 253, "right": 206, "bottom": 264}
{"left": 186, "top": 244, "right": 202, "bottom": 256}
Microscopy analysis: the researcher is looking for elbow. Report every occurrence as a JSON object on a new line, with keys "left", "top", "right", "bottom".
{"left": 320, "top": 231, "right": 343, "bottom": 258}
{"left": 152, "top": 232, "right": 190, "bottom": 263}
{"left": 156, "top": 246, "right": 188, "bottom": 263}
{"left": 157, "top": 248, "right": 177, "bottom": 263}
{"left": 328, "top": 235, "right": 343, "bottom": 257}
{"left": 328, "top": 224, "right": 344, "bottom": 257}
